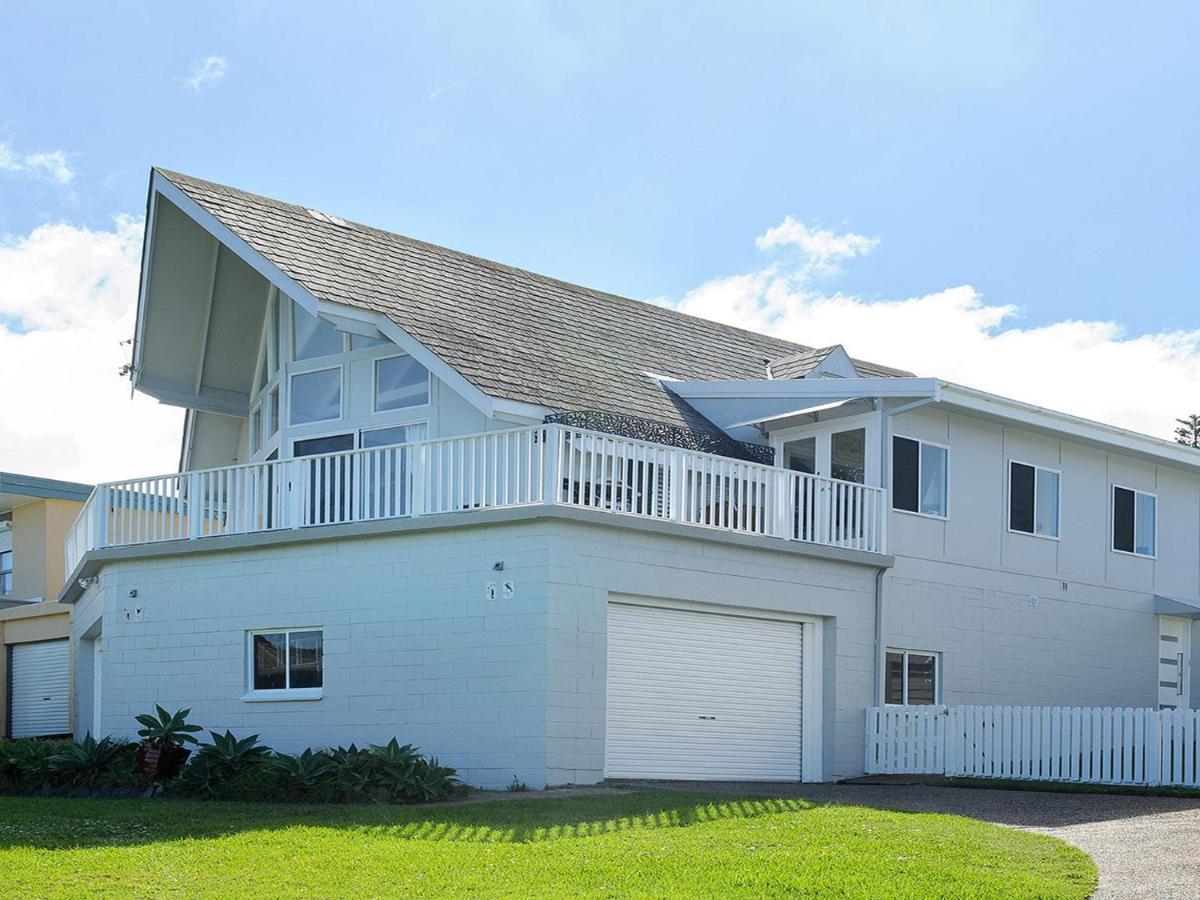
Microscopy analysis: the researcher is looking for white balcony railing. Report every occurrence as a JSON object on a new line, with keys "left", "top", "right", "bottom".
{"left": 64, "top": 424, "right": 886, "bottom": 578}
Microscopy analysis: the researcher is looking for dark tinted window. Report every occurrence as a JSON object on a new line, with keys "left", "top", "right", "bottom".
{"left": 1009, "top": 462, "right": 1036, "bottom": 533}
{"left": 906, "top": 654, "right": 937, "bottom": 705}
{"left": 1113, "top": 486, "right": 1135, "bottom": 553}
{"left": 892, "top": 437, "right": 920, "bottom": 512}
{"left": 885, "top": 652, "right": 904, "bottom": 704}
{"left": 252, "top": 632, "right": 287, "bottom": 690}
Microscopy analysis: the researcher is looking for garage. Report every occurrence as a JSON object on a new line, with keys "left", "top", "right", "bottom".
{"left": 605, "top": 601, "right": 808, "bottom": 781}
{"left": 9, "top": 639, "right": 71, "bottom": 738}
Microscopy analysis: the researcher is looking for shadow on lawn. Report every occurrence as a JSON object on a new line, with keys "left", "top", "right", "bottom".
{"left": 0, "top": 791, "right": 819, "bottom": 851}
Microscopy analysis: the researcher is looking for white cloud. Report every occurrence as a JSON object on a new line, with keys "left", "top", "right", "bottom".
{"left": 755, "top": 216, "right": 879, "bottom": 276}
{"left": 0, "top": 141, "right": 74, "bottom": 184}
{"left": 185, "top": 56, "right": 228, "bottom": 92}
{"left": 0, "top": 218, "right": 182, "bottom": 484}
{"left": 670, "top": 218, "right": 1200, "bottom": 443}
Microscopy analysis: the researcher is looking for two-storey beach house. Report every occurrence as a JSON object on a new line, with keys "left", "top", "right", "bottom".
{"left": 60, "top": 170, "right": 1200, "bottom": 787}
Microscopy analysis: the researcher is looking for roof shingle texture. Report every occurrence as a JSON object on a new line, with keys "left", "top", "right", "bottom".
{"left": 160, "top": 169, "right": 910, "bottom": 431}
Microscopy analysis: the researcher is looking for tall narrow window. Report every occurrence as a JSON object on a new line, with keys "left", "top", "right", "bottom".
{"left": 1009, "top": 462, "right": 1060, "bottom": 538}
{"left": 1113, "top": 486, "right": 1156, "bottom": 557}
{"left": 892, "top": 436, "right": 948, "bottom": 518}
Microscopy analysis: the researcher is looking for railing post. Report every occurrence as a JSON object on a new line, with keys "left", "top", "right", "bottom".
{"left": 91, "top": 485, "right": 110, "bottom": 549}
{"left": 878, "top": 487, "right": 888, "bottom": 554}
{"left": 541, "top": 425, "right": 559, "bottom": 506}
{"left": 773, "top": 469, "right": 791, "bottom": 539}
{"left": 286, "top": 460, "right": 304, "bottom": 529}
{"left": 187, "top": 473, "right": 202, "bottom": 539}
{"left": 669, "top": 448, "right": 686, "bottom": 523}
{"left": 411, "top": 443, "right": 427, "bottom": 516}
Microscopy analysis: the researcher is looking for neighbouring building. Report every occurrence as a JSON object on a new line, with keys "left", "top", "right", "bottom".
{"left": 58, "top": 169, "right": 1200, "bottom": 787}
{"left": 1, "top": 472, "right": 91, "bottom": 737}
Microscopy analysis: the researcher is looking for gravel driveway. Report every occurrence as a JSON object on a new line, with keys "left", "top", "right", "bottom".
{"left": 625, "top": 779, "right": 1200, "bottom": 899}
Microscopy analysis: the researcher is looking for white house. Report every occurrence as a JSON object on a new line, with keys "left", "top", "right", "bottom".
{"left": 60, "top": 169, "right": 1200, "bottom": 788}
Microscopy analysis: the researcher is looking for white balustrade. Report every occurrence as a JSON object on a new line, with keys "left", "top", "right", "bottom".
{"left": 64, "top": 423, "right": 887, "bottom": 578}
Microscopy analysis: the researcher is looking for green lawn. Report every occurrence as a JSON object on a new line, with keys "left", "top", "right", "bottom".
{"left": 0, "top": 790, "right": 1096, "bottom": 898}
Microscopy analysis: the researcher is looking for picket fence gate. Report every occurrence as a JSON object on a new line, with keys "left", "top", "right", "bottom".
{"left": 866, "top": 705, "right": 1200, "bottom": 787}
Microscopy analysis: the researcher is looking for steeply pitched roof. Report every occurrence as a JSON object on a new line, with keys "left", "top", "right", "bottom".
{"left": 158, "top": 169, "right": 910, "bottom": 431}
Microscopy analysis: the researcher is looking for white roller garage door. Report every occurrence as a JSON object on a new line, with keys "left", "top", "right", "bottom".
{"left": 10, "top": 640, "right": 71, "bottom": 738}
{"left": 605, "top": 602, "right": 803, "bottom": 781}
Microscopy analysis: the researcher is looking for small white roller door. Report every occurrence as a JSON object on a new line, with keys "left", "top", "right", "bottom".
{"left": 605, "top": 602, "right": 803, "bottom": 781}
{"left": 10, "top": 640, "right": 71, "bottom": 738}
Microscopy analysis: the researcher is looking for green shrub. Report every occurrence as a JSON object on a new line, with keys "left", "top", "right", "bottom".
{"left": 271, "top": 749, "right": 334, "bottom": 788}
{"left": 0, "top": 738, "right": 73, "bottom": 791}
{"left": 134, "top": 706, "right": 202, "bottom": 750}
{"left": 47, "top": 735, "right": 132, "bottom": 787}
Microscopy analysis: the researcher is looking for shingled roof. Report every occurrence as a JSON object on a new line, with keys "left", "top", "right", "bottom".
{"left": 159, "top": 169, "right": 910, "bottom": 432}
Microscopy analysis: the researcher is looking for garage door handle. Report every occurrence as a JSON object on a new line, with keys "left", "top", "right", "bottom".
{"left": 698, "top": 715, "right": 717, "bottom": 720}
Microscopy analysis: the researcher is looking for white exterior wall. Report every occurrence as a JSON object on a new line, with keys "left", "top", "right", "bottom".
{"left": 882, "top": 405, "right": 1200, "bottom": 709}
{"left": 542, "top": 522, "right": 877, "bottom": 783}
{"left": 71, "top": 517, "right": 879, "bottom": 787}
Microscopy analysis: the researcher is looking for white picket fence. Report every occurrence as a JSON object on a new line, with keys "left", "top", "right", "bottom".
{"left": 866, "top": 705, "right": 1200, "bottom": 787}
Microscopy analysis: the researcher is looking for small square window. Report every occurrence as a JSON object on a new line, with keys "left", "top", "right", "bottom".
{"left": 885, "top": 648, "right": 939, "bottom": 705}
{"left": 375, "top": 355, "right": 430, "bottom": 411}
{"left": 290, "top": 368, "right": 342, "bottom": 425}
{"left": 249, "top": 629, "right": 323, "bottom": 695}
{"left": 1010, "top": 462, "right": 1060, "bottom": 538}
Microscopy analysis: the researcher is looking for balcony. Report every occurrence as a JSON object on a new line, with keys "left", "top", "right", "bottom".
{"left": 64, "top": 424, "right": 886, "bottom": 577}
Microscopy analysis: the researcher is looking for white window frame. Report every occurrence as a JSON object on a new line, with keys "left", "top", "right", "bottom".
{"left": 1007, "top": 459, "right": 1062, "bottom": 541}
{"left": 890, "top": 434, "right": 950, "bottom": 520}
{"left": 884, "top": 647, "right": 941, "bottom": 706}
{"left": 244, "top": 627, "right": 324, "bottom": 702}
{"left": 1111, "top": 484, "right": 1158, "bottom": 559}
{"left": 372, "top": 353, "right": 432, "bottom": 415}
{"left": 288, "top": 365, "right": 344, "bottom": 427}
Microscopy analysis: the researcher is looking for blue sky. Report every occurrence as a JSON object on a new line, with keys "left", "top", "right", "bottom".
{"left": 3, "top": 1, "right": 1200, "bottom": 480}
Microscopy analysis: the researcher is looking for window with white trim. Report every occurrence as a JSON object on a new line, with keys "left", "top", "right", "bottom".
{"left": 892, "top": 436, "right": 948, "bottom": 518}
{"left": 1113, "top": 486, "right": 1156, "bottom": 557}
{"left": 374, "top": 355, "right": 430, "bottom": 412}
{"left": 885, "top": 649, "right": 939, "bottom": 705}
{"left": 248, "top": 628, "right": 323, "bottom": 695}
{"left": 290, "top": 367, "right": 342, "bottom": 425}
{"left": 1009, "top": 461, "right": 1060, "bottom": 538}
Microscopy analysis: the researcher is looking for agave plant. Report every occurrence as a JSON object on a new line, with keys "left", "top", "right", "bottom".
{"left": 194, "top": 730, "right": 271, "bottom": 777}
{"left": 271, "top": 749, "right": 333, "bottom": 788}
{"left": 404, "top": 756, "right": 461, "bottom": 802}
{"left": 2, "top": 739, "right": 54, "bottom": 786}
{"left": 134, "top": 706, "right": 203, "bottom": 750}
{"left": 47, "top": 734, "right": 129, "bottom": 787}
{"left": 327, "top": 743, "right": 377, "bottom": 800}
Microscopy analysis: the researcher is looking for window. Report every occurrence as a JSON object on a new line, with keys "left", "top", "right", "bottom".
{"left": 885, "top": 649, "right": 939, "bottom": 705}
{"left": 290, "top": 367, "right": 342, "bottom": 425}
{"left": 249, "top": 404, "right": 262, "bottom": 455}
{"left": 892, "top": 436, "right": 948, "bottom": 517}
{"left": 0, "top": 548, "right": 12, "bottom": 595}
{"left": 268, "top": 385, "right": 280, "bottom": 437}
{"left": 1113, "top": 486, "right": 1156, "bottom": 557}
{"left": 292, "top": 301, "right": 343, "bottom": 360}
{"left": 248, "top": 628, "right": 323, "bottom": 697}
{"left": 351, "top": 333, "right": 389, "bottom": 350}
{"left": 1009, "top": 462, "right": 1060, "bottom": 538}
{"left": 374, "top": 355, "right": 430, "bottom": 411}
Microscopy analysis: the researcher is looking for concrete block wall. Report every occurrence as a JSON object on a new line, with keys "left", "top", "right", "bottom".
{"left": 544, "top": 522, "right": 879, "bottom": 782}
{"left": 886, "top": 556, "right": 1161, "bottom": 709}
{"left": 73, "top": 523, "right": 552, "bottom": 789}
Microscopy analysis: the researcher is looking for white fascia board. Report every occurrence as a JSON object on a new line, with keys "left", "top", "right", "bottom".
{"left": 664, "top": 377, "right": 941, "bottom": 401}
{"left": 137, "top": 377, "right": 250, "bottom": 418}
{"left": 147, "top": 172, "right": 498, "bottom": 421}
{"left": 130, "top": 183, "right": 161, "bottom": 394}
{"left": 939, "top": 382, "right": 1200, "bottom": 470}
{"left": 492, "top": 397, "right": 553, "bottom": 423}
{"left": 728, "top": 399, "right": 857, "bottom": 429}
